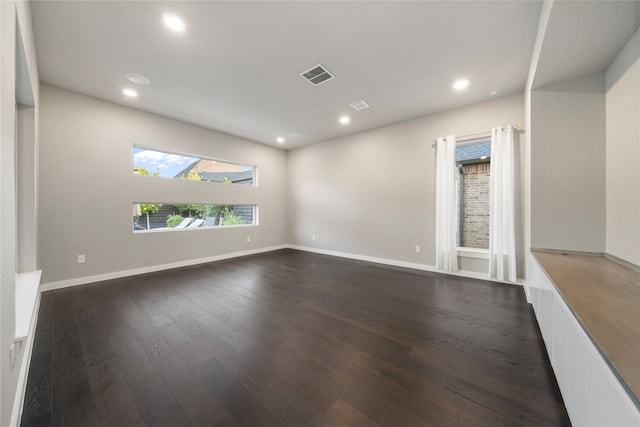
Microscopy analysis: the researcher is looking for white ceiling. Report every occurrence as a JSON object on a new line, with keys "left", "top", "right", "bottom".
{"left": 533, "top": 1, "right": 640, "bottom": 89}
{"left": 30, "top": 1, "right": 639, "bottom": 149}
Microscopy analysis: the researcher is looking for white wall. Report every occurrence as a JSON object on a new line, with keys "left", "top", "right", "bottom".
{"left": 605, "top": 28, "right": 640, "bottom": 266}
{"left": 0, "top": 1, "right": 40, "bottom": 426}
{"left": 39, "top": 85, "right": 288, "bottom": 284}
{"left": 530, "top": 73, "right": 606, "bottom": 253}
{"left": 288, "top": 93, "right": 525, "bottom": 277}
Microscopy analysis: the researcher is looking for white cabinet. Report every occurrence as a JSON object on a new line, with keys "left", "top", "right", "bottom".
{"left": 527, "top": 254, "right": 640, "bottom": 426}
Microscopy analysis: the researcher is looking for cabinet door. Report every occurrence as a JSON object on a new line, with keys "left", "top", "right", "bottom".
{"left": 528, "top": 253, "right": 640, "bottom": 426}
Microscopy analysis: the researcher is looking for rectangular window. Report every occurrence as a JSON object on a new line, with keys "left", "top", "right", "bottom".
{"left": 133, "top": 203, "right": 257, "bottom": 231}
{"left": 455, "top": 140, "right": 490, "bottom": 249}
{"left": 133, "top": 146, "right": 256, "bottom": 185}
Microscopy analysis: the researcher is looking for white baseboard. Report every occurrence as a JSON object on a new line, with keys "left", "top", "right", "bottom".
{"left": 287, "top": 245, "right": 524, "bottom": 286}
{"left": 524, "top": 283, "right": 532, "bottom": 303}
{"left": 41, "top": 243, "right": 525, "bottom": 293}
{"left": 40, "top": 244, "right": 289, "bottom": 292}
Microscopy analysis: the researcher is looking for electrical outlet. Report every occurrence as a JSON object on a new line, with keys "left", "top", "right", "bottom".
{"left": 415, "top": 245, "right": 421, "bottom": 253}
{"left": 246, "top": 236, "right": 251, "bottom": 243}
{"left": 312, "top": 234, "right": 316, "bottom": 241}
{"left": 77, "top": 254, "right": 86, "bottom": 264}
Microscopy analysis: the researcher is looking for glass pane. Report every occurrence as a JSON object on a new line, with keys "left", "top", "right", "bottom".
{"left": 133, "top": 146, "right": 255, "bottom": 185}
{"left": 456, "top": 141, "right": 491, "bottom": 249}
{"left": 455, "top": 141, "right": 491, "bottom": 164}
{"left": 133, "top": 203, "right": 256, "bottom": 231}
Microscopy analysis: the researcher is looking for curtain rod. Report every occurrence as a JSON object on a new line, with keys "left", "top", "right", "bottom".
{"left": 431, "top": 125, "right": 521, "bottom": 146}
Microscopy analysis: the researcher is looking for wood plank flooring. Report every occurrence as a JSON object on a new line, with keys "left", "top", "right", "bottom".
{"left": 21, "top": 249, "right": 570, "bottom": 426}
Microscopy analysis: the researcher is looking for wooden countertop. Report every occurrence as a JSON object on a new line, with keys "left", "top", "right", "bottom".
{"left": 533, "top": 251, "right": 640, "bottom": 406}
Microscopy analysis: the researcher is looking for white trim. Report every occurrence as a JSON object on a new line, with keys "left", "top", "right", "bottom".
{"left": 40, "top": 245, "right": 288, "bottom": 291}
{"left": 10, "top": 290, "right": 42, "bottom": 427}
{"left": 457, "top": 247, "right": 490, "bottom": 259}
{"left": 41, "top": 244, "right": 526, "bottom": 292}
{"left": 527, "top": 0, "right": 553, "bottom": 91}
{"left": 40, "top": 241, "right": 524, "bottom": 294}
{"left": 39, "top": 244, "right": 526, "bottom": 293}
{"left": 12, "top": 271, "right": 43, "bottom": 426}
{"left": 288, "top": 245, "right": 523, "bottom": 286}
{"left": 604, "top": 252, "right": 640, "bottom": 274}
{"left": 133, "top": 222, "right": 257, "bottom": 234}
{"left": 132, "top": 143, "right": 258, "bottom": 182}
{"left": 15, "top": 270, "right": 41, "bottom": 339}
{"left": 523, "top": 283, "right": 532, "bottom": 303}
{"left": 456, "top": 134, "right": 492, "bottom": 146}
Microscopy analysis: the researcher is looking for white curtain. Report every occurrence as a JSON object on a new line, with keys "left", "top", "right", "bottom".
{"left": 488, "top": 125, "right": 517, "bottom": 281}
{"left": 435, "top": 135, "right": 458, "bottom": 272}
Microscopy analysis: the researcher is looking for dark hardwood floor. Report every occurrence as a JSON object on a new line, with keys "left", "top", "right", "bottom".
{"left": 21, "top": 249, "right": 570, "bottom": 426}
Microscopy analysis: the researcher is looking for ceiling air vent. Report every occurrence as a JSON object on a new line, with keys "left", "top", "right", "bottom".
{"left": 300, "top": 64, "right": 334, "bottom": 86}
{"left": 350, "top": 100, "right": 370, "bottom": 111}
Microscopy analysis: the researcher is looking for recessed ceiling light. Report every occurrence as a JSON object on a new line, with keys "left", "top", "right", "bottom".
{"left": 339, "top": 116, "right": 351, "bottom": 125}
{"left": 122, "top": 88, "right": 138, "bottom": 98}
{"left": 163, "top": 13, "right": 185, "bottom": 32}
{"left": 490, "top": 90, "right": 498, "bottom": 96}
{"left": 276, "top": 137, "right": 285, "bottom": 144}
{"left": 453, "top": 79, "right": 470, "bottom": 90}
{"left": 126, "top": 73, "right": 151, "bottom": 85}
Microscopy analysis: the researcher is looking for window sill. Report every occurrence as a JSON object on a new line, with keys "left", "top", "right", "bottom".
{"left": 15, "top": 270, "right": 41, "bottom": 340}
{"left": 457, "top": 247, "right": 489, "bottom": 259}
{"left": 134, "top": 224, "right": 257, "bottom": 234}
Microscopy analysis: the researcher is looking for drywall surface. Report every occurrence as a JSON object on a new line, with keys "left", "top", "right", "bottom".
{"left": 0, "top": 4, "right": 19, "bottom": 425}
{"left": 606, "top": 28, "right": 640, "bottom": 266}
{"left": 288, "top": 93, "right": 525, "bottom": 276}
{"left": 1, "top": 2, "right": 40, "bottom": 426}
{"left": 531, "top": 73, "right": 606, "bottom": 253}
{"left": 39, "top": 85, "right": 288, "bottom": 284}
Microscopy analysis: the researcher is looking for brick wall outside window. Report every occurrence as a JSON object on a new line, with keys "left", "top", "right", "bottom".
{"left": 461, "top": 162, "right": 490, "bottom": 249}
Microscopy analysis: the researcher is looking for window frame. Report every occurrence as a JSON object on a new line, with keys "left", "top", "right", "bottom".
{"left": 132, "top": 144, "right": 258, "bottom": 187}
{"left": 455, "top": 138, "right": 491, "bottom": 252}
{"left": 133, "top": 203, "right": 259, "bottom": 233}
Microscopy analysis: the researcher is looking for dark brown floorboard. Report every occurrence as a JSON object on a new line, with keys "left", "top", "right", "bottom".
{"left": 21, "top": 249, "right": 570, "bottom": 426}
